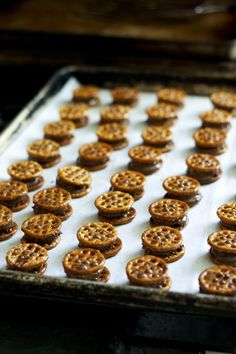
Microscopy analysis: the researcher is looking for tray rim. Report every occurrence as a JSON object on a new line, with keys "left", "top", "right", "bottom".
{"left": 0, "top": 64, "right": 236, "bottom": 316}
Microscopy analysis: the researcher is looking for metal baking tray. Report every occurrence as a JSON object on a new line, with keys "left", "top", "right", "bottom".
{"left": 0, "top": 65, "right": 235, "bottom": 324}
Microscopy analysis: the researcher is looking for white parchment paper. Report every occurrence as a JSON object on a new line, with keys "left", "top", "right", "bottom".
{"left": 0, "top": 77, "right": 235, "bottom": 294}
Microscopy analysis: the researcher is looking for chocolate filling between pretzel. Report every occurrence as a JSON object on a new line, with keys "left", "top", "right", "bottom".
{"left": 99, "top": 138, "right": 128, "bottom": 149}
{"left": 210, "top": 248, "right": 236, "bottom": 266}
{"left": 8, "top": 262, "right": 47, "bottom": 274}
{"left": 164, "top": 192, "right": 202, "bottom": 207}
{"left": 129, "top": 160, "right": 162, "bottom": 175}
{"left": 0, "top": 194, "right": 28, "bottom": 209}
{"left": 144, "top": 140, "right": 174, "bottom": 150}
{"left": 56, "top": 178, "right": 90, "bottom": 194}
{"left": 44, "top": 134, "right": 74, "bottom": 145}
{"left": 100, "top": 118, "right": 129, "bottom": 125}
{"left": 187, "top": 167, "right": 222, "bottom": 184}
{"left": 143, "top": 244, "right": 184, "bottom": 259}
{"left": 147, "top": 117, "right": 177, "bottom": 126}
{"left": 202, "top": 121, "right": 231, "bottom": 131}
{"left": 0, "top": 221, "right": 17, "bottom": 238}
{"left": 66, "top": 267, "right": 104, "bottom": 280}
{"left": 0, "top": 220, "right": 14, "bottom": 232}
{"left": 213, "top": 103, "right": 236, "bottom": 114}
{"left": 196, "top": 143, "right": 227, "bottom": 155}
{"left": 111, "top": 186, "right": 144, "bottom": 200}
{"left": 74, "top": 97, "right": 100, "bottom": 106}
{"left": 79, "top": 238, "right": 118, "bottom": 254}
{"left": 130, "top": 275, "right": 170, "bottom": 289}
{"left": 220, "top": 220, "right": 236, "bottom": 231}
{"left": 33, "top": 204, "right": 71, "bottom": 217}
{"left": 150, "top": 215, "right": 188, "bottom": 229}
{"left": 30, "top": 154, "right": 61, "bottom": 165}
{"left": 24, "top": 231, "right": 61, "bottom": 245}
{"left": 112, "top": 98, "right": 138, "bottom": 107}
{"left": 78, "top": 156, "right": 109, "bottom": 167}
{"left": 63, "top": 115, "right": 88, "bottom": 127}
{"left": 16, "top": 176, "right": 44, "bottom": 191}
{"left": 99, "top": 208, "right": 135, "bottom": 219}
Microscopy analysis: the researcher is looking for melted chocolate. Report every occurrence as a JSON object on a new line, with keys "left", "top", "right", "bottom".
{"left": 150, "top": 215, "right": 188, "bottom": 229}
{"left": 74, "top": 97, "right": 100, "bottom": 106}
{"left": 0, "top": 219, "right": 14, "bottom": 232}
{"left": 147, "top": 117, "right": 177, "bottom": 126}
{"left": 128, "top": 160, "right": 162, "bottom": 175}
{"left": 56, "top": 178, "right": 89, "bottom": 194}
{"left": 202, "top": 121, "right": 231, "bottom": 131}
{"left": 30, "top": 154, "right": 61, "bottom": 164}
{"left": 144, "top": 244, "right": 184, "bottom": 258}
{"left": 164, "top": 192, "right": 202, "bottom": 207}
{"left": 24, "top": 231, "right": 61, "bottom": 245}
{"left": 145, "top": 140, "right": 174, "bottom": 150}
{"left": 220, "top": 220, "right": 236, "bottom": 231}
{"left": 69, "top": 115, "right": 88, "bottom": 128}
{"left": 66, "top": 267, "right": 104, "bottom": 280}
{"left": 99, "top": 138, "right": 128, "bottom": 149}
{"left": 113, "top": 98, "right": 138, "bottom": 107}
{"left": 0, "top": 195, "right": 28, "bottom": 209}
{"left": 187, "top": 167, "right": 222, "bottom": 185}
{"left": 99, "top": 208, "right": 134, "bottom": 219}
{"left": 45, "top": 134, "right": 74, "bottom": 144}
{"left": 196, "top": 143, "right": 227, "bottom": 155}
{"left": 33, "top": 204, "right": 70, "bottom": 217}
{"left": 210, "top": 248, "right": 236, "bottom": 266}
{"left": 100, "top": 118, "right": 129, "bottom": 125}
{"left": 8, "top": 262, "right": 47, "bottom": 275}
{"left": 78, "top": 156, "right": 109, "bottom": 166}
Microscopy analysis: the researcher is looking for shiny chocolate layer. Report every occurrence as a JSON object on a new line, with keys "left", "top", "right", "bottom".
{"left": 220, "top": 220, "right": 236, "bottom": 231}
{"left": 24, "top": 231, "right": 61, "bottom": 245}
{"left": 56, "top": 178, "right": 89, "bottom": 194}
{"left": 8, "top": 262, "right": 47, "bottom": 275}
{"left": 196, "top": 143, "right": 227, "bottom": 155}
{"left": 33, "top": 204, "right": 70, "bottom": 217}
{"left": 78, "top": 156, "right": 109, "bottom": 166}
{"left": 187, "top": 167, "right": 222, "bottom": 185}
{"left": 150, "top": 215, "right": 188, "bottom": 229}
{"left": 128, "top": 160, "right": 162, "bottom": 175}
{"left": 65, "top": 267, "right": 104, "bottom": 280}
{"left": 210, "top": 248, "right": 236, "bottom": 266}
{"left": 74, "top": 97, "right": 100, "bottom": 106}
{"left": 202, "top": 121, "right": 231, "bottom": 131}
{"left": 164, "top": 192, "right": 202, "bottom": 207}
{"left": 144, "top": 244, "right": 184, "bottom": 258}
{"left": 147, "top": 117, "right": 177, "bottom": 126}
{"left": 30, "top": 154, "right": 61, "bottom": 164}
{"left": 99, "top": 208, "right": 134, "bottom": 219}
{"left": 0, "top": 194, "right": 28, "bottom": 209}
{"left": 113, "top": 98, "right": 138, "bottom": 107}
{"left": 45, "top": 134, "right": 74, "bottom": 144}
{"left": 0, "top": 219, "right": 14, "bottom": 232}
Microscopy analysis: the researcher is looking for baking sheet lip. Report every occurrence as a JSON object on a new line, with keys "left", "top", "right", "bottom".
{"left": 0, "top": 269, "right": 235, "bottom": 316}
{"left": 0, "top": 65, "right": 236, "bottom": 314}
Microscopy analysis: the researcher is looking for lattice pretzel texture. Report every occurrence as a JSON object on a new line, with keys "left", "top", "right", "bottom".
{"left": 95, "top": 191, "right": 134, "bottom": 213}
{"left": 142, "top": 226, "right": 182, "bottom": 252}
{"left": 149, "top": 199, "right": 189, "bottom": 221}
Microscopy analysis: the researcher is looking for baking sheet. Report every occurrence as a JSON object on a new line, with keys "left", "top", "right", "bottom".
{"left": 0, "top": 77, "right": 235, "bottom": 294}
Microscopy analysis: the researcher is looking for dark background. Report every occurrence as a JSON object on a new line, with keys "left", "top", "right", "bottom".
{"left": 0, "top": 1, "right": 235, "bottom": 353}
